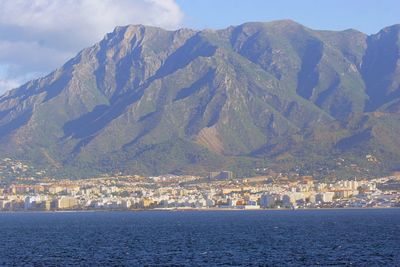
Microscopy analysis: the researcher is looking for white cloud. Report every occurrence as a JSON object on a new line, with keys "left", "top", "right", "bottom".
{"left": 0, "top": 0, "right": 184, "bottom": 94}
{"left": 0, "top": 78, "right": 21, "bottom": 93}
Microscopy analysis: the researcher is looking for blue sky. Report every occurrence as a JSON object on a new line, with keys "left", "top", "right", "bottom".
{"left": 177, "top": 0, "right": 400, "bottom": 34}
{"left": 0, "top": 0, "right": 399, "bottom": 94}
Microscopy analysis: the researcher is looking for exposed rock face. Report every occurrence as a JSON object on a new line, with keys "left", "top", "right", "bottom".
{"left": 1, "top": 21, "right": 400, "bottom": 177}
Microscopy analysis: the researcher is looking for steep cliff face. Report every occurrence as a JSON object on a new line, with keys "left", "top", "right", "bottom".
{"left": 1, "top": 21, "right": 400, "bottom": 177}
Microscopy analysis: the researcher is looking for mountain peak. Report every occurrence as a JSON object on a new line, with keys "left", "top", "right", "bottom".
{"left": 369, "top": 24, "right": 400, "bottom": 39}
{"left": 380, "top": 23, "right": 400, "bottom": 32}
{"left": 106, "top": 24, "right": 159, "bottom": 40}
{"left": 267, "top": 19, "right": 301, "bottom": 26}
{"left": 236, "top": 19, "right": 304, "bottom": 30}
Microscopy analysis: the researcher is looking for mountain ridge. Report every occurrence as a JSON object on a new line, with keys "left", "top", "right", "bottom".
{"left": 1, "top": 20, "right": 400, "bottom": 179}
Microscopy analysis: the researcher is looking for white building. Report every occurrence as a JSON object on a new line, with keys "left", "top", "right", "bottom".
{"left": 316, "top": 192, "right": 335, "bottom": 203}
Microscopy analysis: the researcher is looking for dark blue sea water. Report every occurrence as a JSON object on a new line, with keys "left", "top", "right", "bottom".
{"left": 0, "top": 209, "right": 399, "bottom": 266}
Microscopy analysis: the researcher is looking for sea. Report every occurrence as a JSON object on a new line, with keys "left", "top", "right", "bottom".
{"left": 0, "top": 209, "right": 399, "bottom": 266}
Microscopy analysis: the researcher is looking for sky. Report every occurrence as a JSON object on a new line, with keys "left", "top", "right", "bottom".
{"left": 0, "top": 0, "right": 399, "bottom": 94}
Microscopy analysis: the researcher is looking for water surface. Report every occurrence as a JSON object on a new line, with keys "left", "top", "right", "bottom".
{"left": 0, "top": 209, "right": 399, "bottom": 266}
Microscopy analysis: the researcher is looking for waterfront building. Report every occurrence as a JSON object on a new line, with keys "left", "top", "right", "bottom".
{"left": 316, "top": 192, "right": 335, "bottom": 203}
{"left": 57, "top": 197, "right": 79, "bottom": 209}
{"left": 140, "top": 198, "right": 153, "bottom": 208}
{"left": 260, "top": 194, "right": 279, "bottom": 208}
{"left": 282, "top": 192, "right": 306, "bottom": 207}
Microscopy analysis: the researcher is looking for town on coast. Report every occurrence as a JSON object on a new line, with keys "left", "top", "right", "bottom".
{"left": 1, "top": 158, "right": 399, "bottom": 211}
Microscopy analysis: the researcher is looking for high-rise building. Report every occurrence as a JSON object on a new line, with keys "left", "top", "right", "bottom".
{"left": 209, "top": 171, "right": 233, "bottom": 180}
{"left": 57, "top": 197, "right": 79, "bottom": 210}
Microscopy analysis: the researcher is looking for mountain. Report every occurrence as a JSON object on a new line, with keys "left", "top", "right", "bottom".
{"left": 1, "top": 20, "right": 400, "bottom": 178}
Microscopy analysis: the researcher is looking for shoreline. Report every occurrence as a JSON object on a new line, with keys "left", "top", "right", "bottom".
{"left": 0, "top": 206, "right": 399, "bottom": 213}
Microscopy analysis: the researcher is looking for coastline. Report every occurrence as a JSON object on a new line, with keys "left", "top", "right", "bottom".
{"left": 0, "top": 206, "right": 399, "bottom": 213}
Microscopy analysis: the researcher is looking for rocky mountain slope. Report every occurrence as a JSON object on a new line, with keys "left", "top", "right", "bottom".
{"left": 1, "top": 20, "right": 400, "bottom": 178}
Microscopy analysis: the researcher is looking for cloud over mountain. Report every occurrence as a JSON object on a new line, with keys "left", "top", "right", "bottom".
{"left": 0, "top": 0, "right": 184, "bottom": 94}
